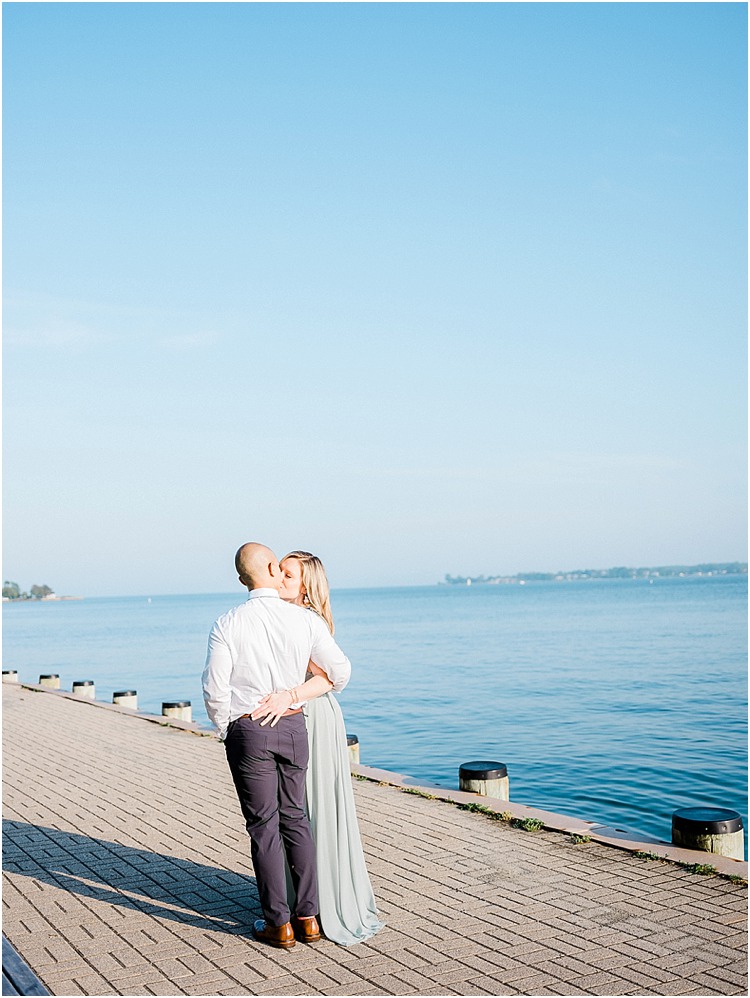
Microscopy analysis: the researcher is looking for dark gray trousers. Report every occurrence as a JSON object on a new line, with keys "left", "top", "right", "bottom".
{"left": 224, "top": 713, "right": 318, "bottom": 926}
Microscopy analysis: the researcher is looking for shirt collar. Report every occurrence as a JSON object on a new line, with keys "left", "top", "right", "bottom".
{"left": 247, "top": 588, "right": 281, "bottom": 600}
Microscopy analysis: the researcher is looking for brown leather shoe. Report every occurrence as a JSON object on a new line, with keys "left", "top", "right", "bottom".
{"left": 252, "top": 919, "right": 296, "bottom": 949}
{"left": 292, "top": 914, "right": 321, "bottom": 943}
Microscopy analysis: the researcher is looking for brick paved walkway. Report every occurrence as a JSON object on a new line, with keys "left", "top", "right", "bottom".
{"left": 2, "top": 683, "right": 747, "bottom": 997}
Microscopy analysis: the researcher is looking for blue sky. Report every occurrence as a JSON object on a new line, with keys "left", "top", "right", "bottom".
{"left": 4, "top": 2, "right": 747, "bottom": 595}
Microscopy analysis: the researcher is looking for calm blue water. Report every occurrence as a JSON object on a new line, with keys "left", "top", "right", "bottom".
{"left": 3, "top": 577, "right": 747, "bottom": 851}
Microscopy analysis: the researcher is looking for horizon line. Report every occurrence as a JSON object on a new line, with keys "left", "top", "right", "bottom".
{"left": 3, "top": 560, "right": 747, "bottom": 603}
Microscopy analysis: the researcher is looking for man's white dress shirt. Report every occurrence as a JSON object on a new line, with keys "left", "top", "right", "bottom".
{"left": 202, "top": 588, "right": 351, "bottom": 740}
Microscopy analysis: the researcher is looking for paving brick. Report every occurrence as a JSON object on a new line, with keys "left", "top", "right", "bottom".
{"left": 69, "top": 971, "right": 119, "bottom": 994}
{"left": 447, "top": 982, "right": 498, "bottom": 996}
{"left": 461, "top": 975, "right": 524, "bottom": 995}
{"left": 138, "top": 978, "right": 190, "bottom": 996}
{"left": 251, "top": 975, "right": 314, "bottom": 994}
{"left": 687, "top": 970, "right": 749, "bottom": 994}
{"left": 3, "top": 683, "right": 747, "bottom": 998}
{"left": 705, "top": 964, "right": 750, "bottom": 988}
{"left": 615, "top": 963, "right": 683, "bottom": 988}
{"left": 565, "top": 983, "right": 627, "bottom": 997}
{"left": 308, "top": 961, "right": 362, "bottom": 987}
{"left": 40, "top": 978, "right": 85, "bottom": 995}
{"left": 178, "top": 970, "right": 243, "bottom": 994}
{"left": 423, "top": 963, "right": 486, "bottom": 985}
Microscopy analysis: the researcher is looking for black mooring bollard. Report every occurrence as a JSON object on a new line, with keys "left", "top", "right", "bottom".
{"left": 346, "top": 733, "right": 360, "bottom": 765}
{"left": 672, "top": 807, "right": 744, "bottom": 861}
{"left": 459, "top": 761, "right": 509, "bottom": 800}
{"left": 72, "top": 680, "right": 96, "bottom": 699}
{"left": 162, "top": 700, "right": 192, "bottom": 722}
{"left": 113, "top": 690, "right": 138, "bottom": 709}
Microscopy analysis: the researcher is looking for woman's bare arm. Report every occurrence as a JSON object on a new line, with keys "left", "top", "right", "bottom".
{"left": 308, "top": 660, "right": 334, "bottom": 686}
{"left": 251, "top": 659, "right": 334, "bottom": 727}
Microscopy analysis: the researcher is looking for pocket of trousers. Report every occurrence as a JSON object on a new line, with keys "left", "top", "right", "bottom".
{"left": 289, "top": 727, "right": 309, "bottom": 769}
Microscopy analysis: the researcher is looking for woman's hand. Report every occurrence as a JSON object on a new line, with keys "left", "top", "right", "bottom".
{"left": 251, "top": 690, "right": 293, "bottom": 727}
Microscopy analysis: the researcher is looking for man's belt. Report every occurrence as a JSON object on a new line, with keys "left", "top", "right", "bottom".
{"left": 237, "top": 708, "right": 303, "bottom": 719}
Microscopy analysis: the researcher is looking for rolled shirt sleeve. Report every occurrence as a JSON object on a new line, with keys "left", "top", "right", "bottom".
{"left": 202, "top": 621, "right": 233, "bottom": 739}
{"left": 309, "top": 615, "right": 351, "bottom": 692}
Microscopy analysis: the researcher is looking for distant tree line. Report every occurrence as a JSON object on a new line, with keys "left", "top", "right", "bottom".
{"left": 3, "top": 581, "right": 54, "bottom": 600}
{"left": 444, "top": 563, "right": 748, "bottom": 585}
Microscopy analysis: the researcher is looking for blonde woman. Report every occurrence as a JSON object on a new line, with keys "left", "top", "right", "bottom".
{"left": 255, "top": 551, "right": 383, "bottom": 945}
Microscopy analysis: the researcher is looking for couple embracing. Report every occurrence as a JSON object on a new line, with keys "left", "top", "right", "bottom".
{"left": 202, "top": 543, "right": 383, "bottom": 948}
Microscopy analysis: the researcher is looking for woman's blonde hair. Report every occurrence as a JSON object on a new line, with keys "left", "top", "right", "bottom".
{"left": 281, "top": 550, "right": 335, "bottom": 634}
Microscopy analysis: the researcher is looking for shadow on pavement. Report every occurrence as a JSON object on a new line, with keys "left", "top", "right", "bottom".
{"left": 2, "top": 819, "right": 260, "bottom": 935}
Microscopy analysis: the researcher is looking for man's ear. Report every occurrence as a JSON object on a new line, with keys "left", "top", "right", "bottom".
{"left": 238, "top": 573, "right": 250, "bottom": 588}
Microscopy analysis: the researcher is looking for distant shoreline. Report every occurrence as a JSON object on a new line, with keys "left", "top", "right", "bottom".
{"left": 2, "top": 596, "right": 83, "bottom": 603}
{"left": 2, "top": 570, "right": 747, "bottom": 603}
{"left": 443, "top": 562, "right": 748, "bottom": 586}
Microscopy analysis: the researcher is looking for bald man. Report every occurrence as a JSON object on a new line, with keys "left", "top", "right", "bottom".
{"left": 202, "top": 543, "right": 351, "bottom": 948}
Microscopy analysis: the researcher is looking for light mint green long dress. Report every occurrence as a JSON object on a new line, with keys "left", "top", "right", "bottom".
{"left": 303, "top": 691, "right": 384, "bottom": 946}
